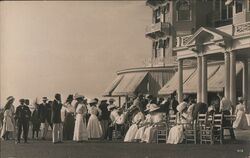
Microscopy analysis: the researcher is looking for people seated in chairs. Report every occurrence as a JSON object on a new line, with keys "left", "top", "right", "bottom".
{"left": 233, "top": 97, "right": 249, "bottom": 130}
{"left": 124, "top": 107, "right": 144, "bottom": 142}
{"left": 134, "top": 106, "right": 152, "bottom": 142}
{"left": 166, "top": 98, "right": 192, "bottom": 144}
{"left": 141, "top": 104, "right": 165, "bottom": 143}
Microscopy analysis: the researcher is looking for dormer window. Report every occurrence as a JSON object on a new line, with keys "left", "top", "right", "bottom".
{"left": 176, "top": 0, "right": 191, "bottom": 21}
{"left": 235, "top": 0, "right": 243, "bottom": 13}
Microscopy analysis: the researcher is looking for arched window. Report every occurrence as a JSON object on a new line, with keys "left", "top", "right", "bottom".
{"left": 176, "top": 0, "right": 191, "bottom": 21}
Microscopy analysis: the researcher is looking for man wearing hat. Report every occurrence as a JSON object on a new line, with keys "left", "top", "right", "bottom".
{"left": 99, "top": 100, "right": 110, "bottom": 140}
{"left": 39, "top": 97, "right": 52, "bottom": 140}
{"left": 51, "top": 93, "right": 63, "bottom": 144}
{"left": 15, "top": 99, "right": 31, "bottom": 143}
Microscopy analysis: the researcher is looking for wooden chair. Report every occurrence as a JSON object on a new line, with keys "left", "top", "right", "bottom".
{"left": 183, "top": 121, "right": 197, "bottom": 144}
{"left": 199, "top": 113, "right": 214, "bottom": 144}
{"left": 212, "top": 113, "right": 223, "bottom": 144}
{"left": 166, "top": 114, "right": 176, "bottom": 138}
{"left": 156, "top": 113, "right": 167, "bottom": 144}
{"left": 222, "top": 114, "right": 236, "bottom": 141}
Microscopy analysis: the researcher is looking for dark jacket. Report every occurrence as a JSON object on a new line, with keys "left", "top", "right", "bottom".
{"left": 38, "top": 103, "right": 51, "bottom": 123}
{"left": 170, "top": 99, "right": 179, "bottom": 114}
{"left": 15, "top": 105, "right": 31, "bottom": 124}
{"left": 51, "top": 100, "right": 62, "bottom": 123}
{"left": 99, "top": 102, "right": 110, "bottom": 120}
{"left": 192, "top": 102, "right": 208, "bottom": 120}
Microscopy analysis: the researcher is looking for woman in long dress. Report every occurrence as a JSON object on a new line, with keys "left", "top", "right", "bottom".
{"left": 73, "top": 95, "right": 88, "bottom": 142}
{"left": 62, "top": 95, "right": 75, "bottom": 140}
{"left": 134, "top": 106, "right": 152, "bottom": 142}
{"left": 141, "top": 104, "right": 164, "bottom": 143}
{"left": 87, "top": 99, "right": 102, "bottom": 139}
{"left": 1, "top": 103, "right": 15, "bottom": 140}
{"left": 233, "top": 97, "right": 249, "bottom": 130}
{"left": 124, "top": 108, "right": 144, "bottom": 142}
{"left": 166, "top": 101, "right": 191, "bottom": 144}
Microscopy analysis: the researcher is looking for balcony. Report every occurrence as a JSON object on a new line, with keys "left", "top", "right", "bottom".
{"left": 146, "top": 0, "right": 168, "bottom": 8}
{"left": 145, "top": 22, "right": 171, "bottom": 39}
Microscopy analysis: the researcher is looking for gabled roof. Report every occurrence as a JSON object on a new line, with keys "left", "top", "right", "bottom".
{"left": 185, "top": 27, "right": 232, "bottom": 46}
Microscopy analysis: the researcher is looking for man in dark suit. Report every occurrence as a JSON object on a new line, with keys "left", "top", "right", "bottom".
{"left": 39, "top": 97, "right": 52, "bottom": 140}
{"left": 51, "top": 93, "right": 63, "bottom": 144}
{"left": 170, "top": 91, "right": 179, "bottom": 114}
{"left": 15, "top": 99, "right": 31, "bottom": 144}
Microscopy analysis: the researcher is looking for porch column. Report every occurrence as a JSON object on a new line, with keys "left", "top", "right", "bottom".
{"left": 197, "top": 56, "right": 202, "bottom": 103}
{"left": 230, "top": 52, "right": 236, "bottom": 110}
{"left": 202, "top": 56, "right": 208, "bottom": 104}
{"left": 178, "top": 59, "right": 183, "bottom": 103}
{"left": 224, "top": 52, "right": 230, "bottom": 99}
{"left": 242, "top": 59, "right": 248, "bottom": 106}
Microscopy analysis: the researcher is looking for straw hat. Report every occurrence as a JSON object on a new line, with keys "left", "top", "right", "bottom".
{"left": 176, "top": 102, "right": 188, "bottom": 113}
{"left": 107, "top": 104, "right": 116, "bottom": 111}
{"left": 238, "top": 97, "right": 244, "bottom": 102}
{"left": 42, "top": 97, "right": 48, "bottom": 101}
{"left": 7, "top": 96, "right": 14, "bottom": 102}
{"left": 149, "top": 104, "right": 160, "bottom": 112}
{"left": 88, "top": 99, "right": 97, "bottom": 104}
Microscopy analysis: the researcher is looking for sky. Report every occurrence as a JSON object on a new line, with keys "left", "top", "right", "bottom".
{"left": 0, "top": 1, "right": 152, "bottom": 105}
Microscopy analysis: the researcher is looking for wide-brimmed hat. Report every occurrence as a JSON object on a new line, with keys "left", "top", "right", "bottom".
{"left": 7, "top": 96, "right": 15, "bottom": 102}
{"left": 42, "top": 97, "right": 48, "bottom": 101}
{"left": 75, "top": 94, "right": 85, "bottom": 100}
{"left": 149, "top": 104, "right": 160, "bottom": 112}
{"left": 144, "top": 104, "right": 151, "bottom": 111}
{"left": 177, "top": 102, "right": 188, "bottom": 113}
{"left": 88, "top": 99, "right": 97, "bottom": 104}
{"left": 109, "top": 98, "right": 115, "bottom": 102}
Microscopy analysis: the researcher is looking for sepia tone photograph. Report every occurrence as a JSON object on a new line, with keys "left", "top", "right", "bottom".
{"left": 0, "top": 0, "right": 250, "bottom": 158}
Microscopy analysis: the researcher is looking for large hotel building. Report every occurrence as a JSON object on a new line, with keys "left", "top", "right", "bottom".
{"left": 104, "top": 0, "right": 250, "bottom": 109}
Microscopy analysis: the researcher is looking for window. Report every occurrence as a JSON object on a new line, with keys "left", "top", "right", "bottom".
{"left": 154, "top": 8, "right": 161, "bottom": 23}
{"left": 222, "top": 3, "right": 233, "bottom": 20}
{"left": 248, "top": 0, "right": 250, "bottom": 11}
{"left": 235, "top": 0, "right": 243, "bottom": 13}
{"left": 176, "top": 0, "right": 191, "bottom": 21}
{"left": 153, "top": 41, "right": 159, "bottom": 58}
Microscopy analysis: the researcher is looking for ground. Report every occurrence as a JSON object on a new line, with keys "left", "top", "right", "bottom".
{"left": 1, "top": 130, "right": 250, "bottom": 158}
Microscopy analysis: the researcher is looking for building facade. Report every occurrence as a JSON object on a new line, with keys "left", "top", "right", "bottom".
{"left": 104, "top": 0, "right": 250, "bottom": 108}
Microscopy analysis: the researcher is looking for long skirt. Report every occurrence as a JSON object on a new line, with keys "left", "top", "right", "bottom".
{"left": 63, "top": 113, "right": 75, "bottom": 140}
{"left": 1, "top": 117, "right": 14, "bottom": 137}
{"left": 166, "top": 125, "right": 184, "bottom": 144}
{"left": 73, "top": 114, "right": 88, "bottom": 141}
{"left": 87, "top": 115, "right": 102, "bottom": 139}
{"left": 124, "top": 124, "right": 138, "bottom": 142}
{"left": 233, "top": 111, "right": 249, "bottom": 130}
{"left": 134, "top": 126, "right": 146, "bottom": 140}
{"left": 141, "top": 126, "right": 157, "bottom": 143}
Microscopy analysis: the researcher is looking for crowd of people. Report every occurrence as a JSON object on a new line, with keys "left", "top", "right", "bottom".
{"left": 0, "top": 91, "right": 249, "bottom": 144}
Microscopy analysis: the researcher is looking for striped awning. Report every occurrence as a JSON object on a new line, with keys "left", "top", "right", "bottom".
{"left": 103, "top": 75, "right": 124, "bottom": 97}
{"left": 112, "top": 72, "right": 148, "bottom": 96}
{"left": 208, "top": 63, "right": 242, "bottom": 92}
{"left": 158, "top": 62, "right": 243, "bottom": 95}
{"left": 158, "top": 67, "right": 196, "bottom": 95}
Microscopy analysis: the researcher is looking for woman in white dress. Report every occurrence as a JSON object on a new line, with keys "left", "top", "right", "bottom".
{"left": 124, "top": 108, "right": 144, "bottom": 142}
{"left": 166, "top": 101, "right": 191, "bottom": 144}
{"left": 233, "top": 97, "right": 249, "bottom": 130}
{"left": 87, "top": 99, "right": 102, "bottom": 139}
{"left": 73, "top": 95, "right": 88, "bottom": 142}
{"left": 141, "top": 104, "right": 164, "bottom": 143}
{"left": 1, "top": 103, "right": 14, "bottom": 140}
{"left": 134, "top": 106, "right": 152, "bottom": 142}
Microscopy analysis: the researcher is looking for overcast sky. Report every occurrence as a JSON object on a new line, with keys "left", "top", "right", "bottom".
{"left": 0, "top": 1, "right": 151, "bottom": 105}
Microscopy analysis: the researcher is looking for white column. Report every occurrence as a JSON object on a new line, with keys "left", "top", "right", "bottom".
{"left": 230, "top": 52, "right": 236, "bottom": 109}
{"left": 178, "top": 59, "right": 183, "bottom": 103}
{"left": 197, "top": 56, "right": 202, "bottom": 103}
{"left": 242, "top": 60, "right": 248, "bottom": 106}
{"left": 224, "top": 52, "right": 230, "bottom": 99}
{"left": 202, "top": 56, "right": 208, "bottom": 104}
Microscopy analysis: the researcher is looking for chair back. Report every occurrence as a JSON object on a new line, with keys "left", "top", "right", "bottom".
{"left": 167, "top": 114, "right": 176, "bottom": 128}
